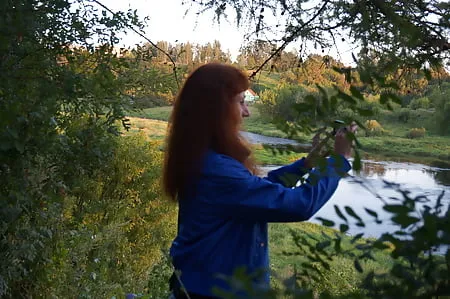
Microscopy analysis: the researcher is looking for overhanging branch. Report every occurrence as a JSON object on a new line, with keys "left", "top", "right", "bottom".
{"left": 91, "top": 0, "right": 181, "bottom": 89}
{"left": 248, "top": 0, "right": 331, "bottom": 79}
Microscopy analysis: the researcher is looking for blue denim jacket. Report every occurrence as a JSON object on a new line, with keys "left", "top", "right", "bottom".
{"left": 170, "top": 150, "right": 351, "bottom": 297}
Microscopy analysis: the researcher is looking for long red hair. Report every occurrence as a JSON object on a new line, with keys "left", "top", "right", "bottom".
{"left": 163, "top": 63, "right": 256, "bottom": 200}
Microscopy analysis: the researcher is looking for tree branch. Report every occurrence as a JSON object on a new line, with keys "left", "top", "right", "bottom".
{"left": 249, "top": 0, "right": 331, "bottom": 79}
{"left": 91, "top": 0, "right": 181, "bottom": 89}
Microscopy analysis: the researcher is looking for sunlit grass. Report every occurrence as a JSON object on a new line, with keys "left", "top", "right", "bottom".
{"left": 125, "top": 117, "right": 168, "bottom": 141}
{"left": 128, "top": 106, "right": 172, "bottom": 121}
{"left": 358, "top": 135, "right": 450, "bottom": 167}
{"left": 269, "top": 222, "right": 394, "bottom": 296}
{"left": 252, "top": 144, "right": 306, "bottom": 166}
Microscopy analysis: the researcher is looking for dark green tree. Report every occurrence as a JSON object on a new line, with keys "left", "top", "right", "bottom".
{"left": 0, "top": 0, "right": 176, "bottom": 297}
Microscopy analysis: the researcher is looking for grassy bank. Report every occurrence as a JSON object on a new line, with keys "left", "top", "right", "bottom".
{"left": 129, "top": 106, "right": 450, "bottom": 167}
{"left": 126, "top": 117, "right": 167, "bottom": 141}
{"left": 358, "top": 135, "right": 450, "bottom": 168}
{"left": 269, "top": 222, "right": 394, "bottom": 296}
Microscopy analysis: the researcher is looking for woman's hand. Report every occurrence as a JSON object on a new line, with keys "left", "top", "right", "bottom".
{"left": 334, "top": 123, "right": 358, "bottom": 159}
{"left": 304, "top": 127, "right": 329, "bottom": 168}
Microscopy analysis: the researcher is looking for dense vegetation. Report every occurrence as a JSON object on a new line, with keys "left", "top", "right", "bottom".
{"left": 0, "top": 1, "right": 176, "bottom": 297}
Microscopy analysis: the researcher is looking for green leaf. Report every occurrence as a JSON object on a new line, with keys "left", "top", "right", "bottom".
{"left": 337, "top": 91, "right": 357, "bottom": 105}
{"left": 316, "top": 217, "right": 335, "bottom": 227}
{"left": 7, "top": 127, "right": 19, "bottom": 139}
{"left": 364, "top": 208, "right": 378, "bottom": 218}
{"left": 383, "top": 204, "right": 411, "bottom": 214}
{"left": 339, "top": 224, "right": 349, "bottom": 233}
{"left": 380, "top": 93, "right": 388, "bottom": 105}
{"left": 0, "top": 141, "right": 13, "bottom": 151}
{"left": 316, "top": 240, "right": 331, "bottom": 250}
{"left": 293, "top": 102, "right": 313, "bottom": 113}
{"left": 392, "top": 215, "right": 420, "bottom": 228}
{"left": 334, "top": 205, "right": 348, "bottom": 222}
{"left": 423, "top": 68, "right": 432, "bottom": 80}
{"left": 345, "top": 206, "right": 363, "bottom": 223}
{"left": 351, "top": 233, "right": 364, "bottom": 243}
{"left": 304, "top": 95, "right": 317, "bottom": 105}
{"left": 373, "top": 241, "right": 390, "bottom": 250}
{"left": 350, "top": 86, "right": 364, "bottom": 100}
{"left": 354, "top": 259, "right": 363, "bottom": 273}
{"left": 334, "top": 238, "right": 342, "bottom": 252}
{"left": 353, "top": 119, "right": 366, "bottom": 131}
{"left": 353, "top": 149, "right": 362, "bottom": 172}
{"left": 316, "top": 84, "right": 328, "bottom": 98}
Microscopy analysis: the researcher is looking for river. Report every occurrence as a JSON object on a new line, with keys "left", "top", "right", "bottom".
{"left": 240, "top": 131, "right": 301, "bottom": 145}
{"left": 245, "top": 131, "right": 450, "bottom": 241}
{"left": 261, "top": 161, "right": 450, "bottom": 240}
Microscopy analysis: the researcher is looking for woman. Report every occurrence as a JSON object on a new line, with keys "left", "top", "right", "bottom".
{"left": 163, "top": 63, "right": 354, "bottom": 298}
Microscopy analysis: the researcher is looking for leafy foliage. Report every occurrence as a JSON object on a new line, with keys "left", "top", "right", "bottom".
{"left": 0, "top": 1, "right": 175, "bottom": 297}
{"left": 191, "top": 0, "right": 449, "bottom": 71}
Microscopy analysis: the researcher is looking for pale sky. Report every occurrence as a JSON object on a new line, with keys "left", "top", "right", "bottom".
{"left": 102, "top": 0, "right": 357, "bottom": 65}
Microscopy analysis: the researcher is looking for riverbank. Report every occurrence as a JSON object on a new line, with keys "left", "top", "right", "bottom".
{"left": 127, "top": 107, "right": 450, "bottom": 167}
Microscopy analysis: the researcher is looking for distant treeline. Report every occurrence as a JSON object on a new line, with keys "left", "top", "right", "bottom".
{"left": 121, "top": 40, "right": 449, "bottom": 113}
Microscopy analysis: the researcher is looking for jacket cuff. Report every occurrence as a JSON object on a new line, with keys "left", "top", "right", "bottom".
{"left": 327, "top": 154, "right": 352, "bottom": 175}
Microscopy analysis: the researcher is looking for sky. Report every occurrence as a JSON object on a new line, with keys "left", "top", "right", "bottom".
{"left": 102, "top": 0, "right": 357, "bottom": 65}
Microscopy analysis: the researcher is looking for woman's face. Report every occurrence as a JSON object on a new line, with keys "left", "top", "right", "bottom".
{"left": 234, "top": 91, "right": 250, "bottom": 119}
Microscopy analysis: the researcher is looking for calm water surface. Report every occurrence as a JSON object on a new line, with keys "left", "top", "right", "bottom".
{"left": 261, "top": 160, "right": 450, "bottom": 238}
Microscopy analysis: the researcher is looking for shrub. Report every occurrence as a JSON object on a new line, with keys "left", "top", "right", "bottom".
{"left": 132, "top": 93, "right": 172, "bottom": 109}
{"left": 408, "top": 97, "right": 430, "bottom": 110}
{"left": 395, "top": 108, "right": 412, "bottom": 123}
{"left": 336, "top": 107, "right": 356, "bottom": 120}
{"left": 428, "top": 85, "right": 450, "bottom": 135}
{"left": 258, "top": 84, "right": 309, "bottom": 121}
{"left": 364, "top": 120, "right": 386, "bottom": 136}
{"left": 406, "top": 127, "right": 426, "bottom": 139}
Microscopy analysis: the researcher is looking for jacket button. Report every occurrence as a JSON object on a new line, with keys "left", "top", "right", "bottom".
{"left": 260, "top": 243, "right": 265, "bottom": 247}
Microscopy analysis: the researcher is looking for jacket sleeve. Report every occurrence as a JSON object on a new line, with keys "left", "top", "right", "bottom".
{"left": 264, "top": 158, "right": 310, "bottom": 187}
{"left": 212, "top": 155, "right": 351, "bottom": 223}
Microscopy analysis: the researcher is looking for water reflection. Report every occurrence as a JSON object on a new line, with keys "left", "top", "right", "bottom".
{"left": 360, "top": 161, "right": 387, "bottom": 177}
{"left": 424, "top": 168, "right": 450, "bottom": 186}
{"left": 358, "top": 160, "right": 450, "bottom": 187}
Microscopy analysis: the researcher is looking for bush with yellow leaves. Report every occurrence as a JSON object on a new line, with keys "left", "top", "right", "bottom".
{"left": 364, "top": 120, "right": 387, "bottom": 137}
